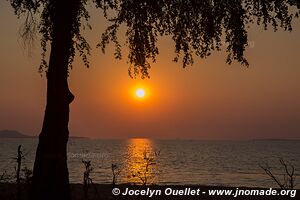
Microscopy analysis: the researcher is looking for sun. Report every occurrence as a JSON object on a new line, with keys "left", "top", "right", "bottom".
{"left": 135, "top": 88, "right": 146, "bottom": 98}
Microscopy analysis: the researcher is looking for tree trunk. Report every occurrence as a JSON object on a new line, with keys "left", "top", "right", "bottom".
{"left": 31, "top": 1, "right": 79, "bottom": 200}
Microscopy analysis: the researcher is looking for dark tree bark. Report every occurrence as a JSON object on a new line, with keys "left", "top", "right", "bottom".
{"left": 31, "top": 1, "right": 79, "bottom": 200}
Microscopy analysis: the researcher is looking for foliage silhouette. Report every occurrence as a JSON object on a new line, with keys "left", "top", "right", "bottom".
{"left": 130, "top": 150, "right": 158, "bottom": 186}
{"left": 16, "top": 145, "right": 23, "bottom": 200}
{"left": 111, "top": 163, "right": 122, "bottom": 186}
{"left": 260, "top": 158, "right": 297, "bottom": 189}
{"left": 82, "top": 160, "right": 99, "bottom": 200}
{"left": 9, "top": 0, "right": 300, "bottom": 200}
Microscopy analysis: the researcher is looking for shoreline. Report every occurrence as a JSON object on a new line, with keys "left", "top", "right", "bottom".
{"left": 1, "top": 183, "right": 298, "bottom": 200}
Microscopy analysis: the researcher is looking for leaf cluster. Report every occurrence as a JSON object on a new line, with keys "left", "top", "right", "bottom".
{"left": 10, "top": 0, "right": 300, "bottom": 78}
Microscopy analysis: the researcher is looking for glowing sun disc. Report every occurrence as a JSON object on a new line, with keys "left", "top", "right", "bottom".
{"left": 136, "top": 89, "right": 145, "bottom": 98}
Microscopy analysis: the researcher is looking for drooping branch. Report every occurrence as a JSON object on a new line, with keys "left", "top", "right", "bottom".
{"left": 99, "top": 0, "right": 300, "bottom": 78}
{"left": 19, "top": 9, "right": 37, "bottom": 53}
{"left": 10, "top": 0, "right": 300, "bottom": 78}
{"left": 10, "top": 0, "right": 92, "bottom": 74}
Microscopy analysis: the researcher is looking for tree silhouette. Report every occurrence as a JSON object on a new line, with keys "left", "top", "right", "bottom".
{"left": 10, "top": 0, "right": 300, "bottom": 199}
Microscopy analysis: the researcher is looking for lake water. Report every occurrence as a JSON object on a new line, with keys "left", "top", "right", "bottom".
{"left": 0, "top": 138, "right": 299, "bottom": 188}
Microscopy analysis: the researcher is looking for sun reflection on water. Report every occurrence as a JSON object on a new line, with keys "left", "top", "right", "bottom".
{"left": 123, "top": 138, "right": 158, "bottom": 185}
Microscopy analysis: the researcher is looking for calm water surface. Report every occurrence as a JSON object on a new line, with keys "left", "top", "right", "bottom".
{"left": 0, "top": 138, "right": 299, "bottom": 188}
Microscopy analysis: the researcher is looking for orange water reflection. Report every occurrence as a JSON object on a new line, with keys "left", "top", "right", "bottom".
{"left": 123, "top": 138, "right": 158, "bottom": 184}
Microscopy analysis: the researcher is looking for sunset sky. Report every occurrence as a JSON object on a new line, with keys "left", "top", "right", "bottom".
{"left": 0, "top": 1, "right": 299, "bottom": 139}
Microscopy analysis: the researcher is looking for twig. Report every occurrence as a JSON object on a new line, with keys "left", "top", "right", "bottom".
{"left": 260, "top": 158, "right": 297, "bottom": 190}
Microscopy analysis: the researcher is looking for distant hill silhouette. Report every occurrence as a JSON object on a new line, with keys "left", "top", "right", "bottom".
{"left": 0, "top": 130, "right": 34, "bottom": 138}
{"left": 252, "top": 138, "right": 300, "bottom": 141}
{"left": 0, "top": 130, "right": 87, "bottom": 139}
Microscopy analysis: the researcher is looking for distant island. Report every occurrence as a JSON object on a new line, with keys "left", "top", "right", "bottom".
{"left": 0, "top": 130, "right": 88, "bottom": 139}
{"left": 0, "top": 130, "right": 34, "bottom": 138}
{"left": 252, "top": 138, "right": 300, "bottom": 141}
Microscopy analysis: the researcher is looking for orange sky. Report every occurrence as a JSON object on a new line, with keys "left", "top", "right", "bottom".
{"left": 0, "top": 2, "right": 299, "bottom": 139}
